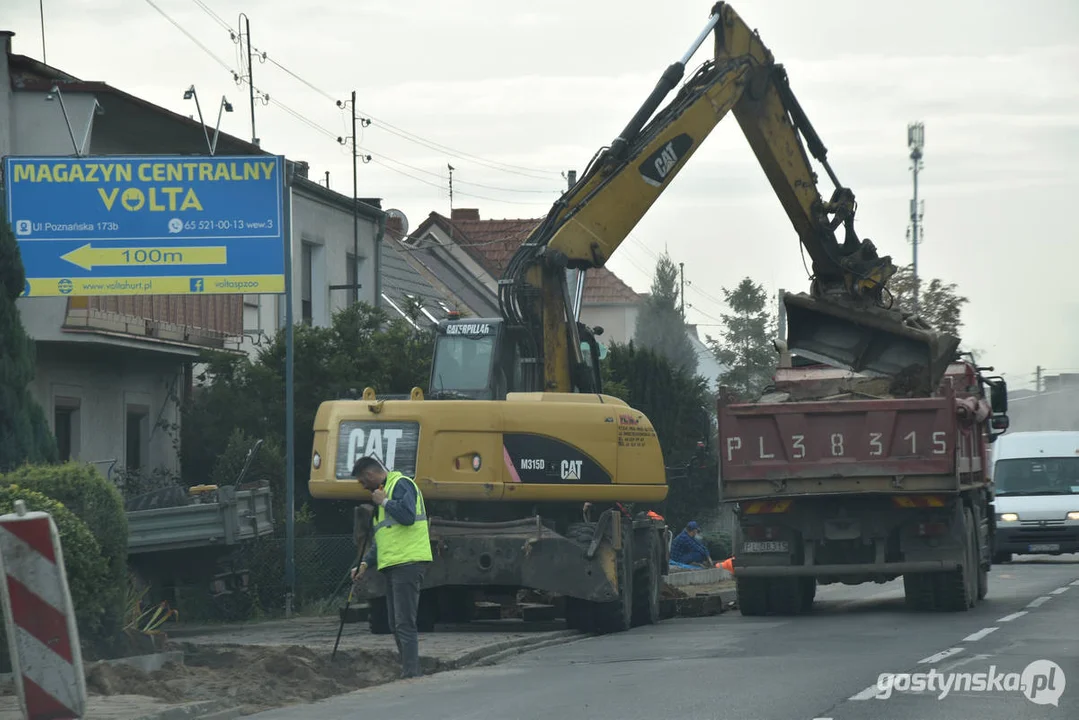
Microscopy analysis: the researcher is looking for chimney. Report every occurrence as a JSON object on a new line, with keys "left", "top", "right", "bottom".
{"left": 0, "top": 32, "right": 14, "bottom": 161}
{"left": 294, "top": 160, "right": 310, "bottom": 179}
{"left": 450, "top": 208, "right": 480, "bottom": 222}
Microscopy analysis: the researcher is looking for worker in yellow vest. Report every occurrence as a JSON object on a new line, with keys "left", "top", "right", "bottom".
{"left": 349, "top": 456, "right": 432, "bottom": 678}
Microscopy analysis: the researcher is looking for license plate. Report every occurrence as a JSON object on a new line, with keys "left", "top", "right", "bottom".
{"left": 742, "top": 541, "right": 789, "bottom": 553}
{"left": 1028, "top": 543, "right": 1060, "bottom": 552}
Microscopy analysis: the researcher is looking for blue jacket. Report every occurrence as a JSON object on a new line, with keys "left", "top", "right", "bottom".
{"left": 361, "top": 476, "right": 418, "bottom": 568}
{"left": 670, "top": 529, "right": 710, "bottom": 565}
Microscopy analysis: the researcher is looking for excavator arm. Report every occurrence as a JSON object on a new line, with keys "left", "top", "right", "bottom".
{"left": 496, "top": 2, "right": 959, "bottom": 397}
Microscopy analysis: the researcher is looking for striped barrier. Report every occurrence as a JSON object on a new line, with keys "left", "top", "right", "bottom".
{"left": 0, "top": 499, "right": 87, "bottom": 720}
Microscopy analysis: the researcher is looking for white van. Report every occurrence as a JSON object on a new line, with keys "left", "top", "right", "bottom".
{"left": 991, "top": 430, "right": 1079, "bottom": 562}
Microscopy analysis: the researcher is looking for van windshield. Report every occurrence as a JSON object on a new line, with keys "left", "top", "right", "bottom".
{"left": 994, "top": 457, "right": 1079, "bottom": 496}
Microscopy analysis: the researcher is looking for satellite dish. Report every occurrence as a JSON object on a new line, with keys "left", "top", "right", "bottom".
{"left": 385, "top": 208, "right": 409, "bottom": 238}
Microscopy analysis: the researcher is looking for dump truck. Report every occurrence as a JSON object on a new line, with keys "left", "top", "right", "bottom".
{"left": 720, "top": 351, "right": 1010, "bottom": 614}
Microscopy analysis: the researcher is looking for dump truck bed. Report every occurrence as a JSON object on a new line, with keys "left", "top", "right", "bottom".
{"left": 719, "top": 389, "right": 986, "bottom": 500}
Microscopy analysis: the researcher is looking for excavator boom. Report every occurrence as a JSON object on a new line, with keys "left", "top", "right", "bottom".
{"left": 492, "top": 2, "right": 959, "bottom": 397}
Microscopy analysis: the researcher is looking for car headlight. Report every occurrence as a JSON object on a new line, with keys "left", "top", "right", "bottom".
{"left": 999, "top": 513, "right": 1019, "bottom": 522}
{"left": 1067, "top": 511, "right": 1079, "bottom": 521}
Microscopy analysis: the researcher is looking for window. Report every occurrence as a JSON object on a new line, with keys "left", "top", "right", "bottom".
{"left": 53, "top": 397, "right": 80, "bottom": 462}
{"left": 431, "top": 334, "right": 496, "bottom": 392}
{"left": 125, "top": 408, "right": 149, "bottom": 471}
{"left": 301, "top": 243, "right": 313, "bottom": 324}
{"left": 994, "top": 458, "right": 1079, "bottom": 496}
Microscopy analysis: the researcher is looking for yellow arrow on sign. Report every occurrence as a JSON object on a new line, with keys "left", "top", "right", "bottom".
{"left": 61, "top": 243, "right": 228, "bottom": 270}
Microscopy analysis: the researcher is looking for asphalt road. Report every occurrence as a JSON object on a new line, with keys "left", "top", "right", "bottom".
{"left": 245, "top": 556, "right": 1079, "bottom": 720}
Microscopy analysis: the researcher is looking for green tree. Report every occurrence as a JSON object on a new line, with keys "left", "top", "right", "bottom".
{"left": 885, "top": 264, "right": 968, "bottom": 336}
{"left": 707, "top": 277, "right": 777, "bottom": 401}
{"left": 633, "top": 251, "right": 698, "bottom": 376}
{"left": 181, "top": 302, "right": 434, "bottom": 534}
{"left": 0, "top": 218, "right": 58, "bottom": 471}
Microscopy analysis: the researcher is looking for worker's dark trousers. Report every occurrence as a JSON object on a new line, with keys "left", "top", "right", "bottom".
{"left": 383, "top": 561, "right": 427, "bottom": 678}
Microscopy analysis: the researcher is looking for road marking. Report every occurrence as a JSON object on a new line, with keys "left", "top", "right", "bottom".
{"left": 1071, "top": 579, "right": 1079, "bottom": 587}
{"left": 996, "top": 611, "right": 1027, "bottom": 622}
{"left": 919, "top": 647, "right": 964, "bottom": 664}
{"left": 963, "top": 627, "right": 999, "bottom": 642}
{"left": 1051, "top": 586, "right": 1069, "bottom": 595}
{"left": 849, "top": 685, "right": 882, "bottom": 701}
{"left": 1027, "top": 596, "right": 1052, "bottom": 608}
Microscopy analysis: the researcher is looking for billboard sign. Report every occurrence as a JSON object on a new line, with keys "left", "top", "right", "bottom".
{"left": 3, "top": 155, "right": 285, "bottom": 297}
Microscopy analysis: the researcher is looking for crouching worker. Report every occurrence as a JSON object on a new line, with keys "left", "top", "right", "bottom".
{"left": 669, "top": 520, "right": 713, "bottom": 568}
{"left": 349, "top": 456, "right": 432, "bottom": 678}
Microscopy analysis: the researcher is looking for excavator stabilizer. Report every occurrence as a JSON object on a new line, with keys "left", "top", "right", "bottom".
{"left": 782, "top": 292, "right": 961, "bottom": 392}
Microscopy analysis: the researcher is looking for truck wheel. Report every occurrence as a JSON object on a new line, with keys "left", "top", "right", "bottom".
{"left": 631, "top": 536, "right": 661, "bottom": 627}
{"left": 736, "top": 577, "right": 769, "bottom": 616}
{"left": 595, "top": 518, "right": 633, "bottom": 633}
{"left": 903, "top": 573, "right": 936, "bottom": 611}
{"left": 767, "top": 577, "right": 803, "bottom": 615}
{"left": 368, "top": 596, "right": 392, "bottom": 634}
{"left": 936, "top": 507, "right": 976, "bottom": 611}
{"left": 799, "top": 577, "right": 816, "bottom": 611}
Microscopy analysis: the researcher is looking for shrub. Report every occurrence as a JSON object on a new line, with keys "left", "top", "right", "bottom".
{"left": 211, "top": 429, "right": 287, "bottom": 530}
{"left": 1, "top": 463, "right": 128, "bottom": 640}
{"left": 0, "top": 485, "right": 109, "bottom": 648}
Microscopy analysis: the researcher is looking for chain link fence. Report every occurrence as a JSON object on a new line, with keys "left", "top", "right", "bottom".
{"left": 165, "top": 534, "right": 361, "bottom": 622}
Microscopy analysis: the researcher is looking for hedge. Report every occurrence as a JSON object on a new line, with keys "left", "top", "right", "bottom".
{"left": 0, "top": 462, "right": 128, "bottom": 640}
{"left": 0, "top": 485, "right": 109, "bottom": 643}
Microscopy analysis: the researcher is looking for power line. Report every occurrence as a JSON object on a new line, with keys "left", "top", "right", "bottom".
{"left": 187, "top": 0, "right": 564, "bottom": 181}
{"left": 143, "top": 0, "right": 233, "bottom": 73}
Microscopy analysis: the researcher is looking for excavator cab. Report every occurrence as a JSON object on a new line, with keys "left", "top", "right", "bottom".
{"left": 428, "top": 315, "right": 605, "bottom": 400}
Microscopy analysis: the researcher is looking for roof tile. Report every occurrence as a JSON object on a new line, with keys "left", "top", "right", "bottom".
{"left": 431, "top": 213, "right": 640, "bottom": 306}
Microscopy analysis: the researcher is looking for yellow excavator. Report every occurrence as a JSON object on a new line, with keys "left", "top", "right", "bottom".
{"left": 309, "top": 2, "right": 961, "bottom": 634}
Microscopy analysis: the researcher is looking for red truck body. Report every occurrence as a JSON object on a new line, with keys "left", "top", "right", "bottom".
{"left": 717, "top": 359, "right": 1009, "bottom": 615}
{"left": 720, "top": 362, "right": 989, "bottom": 493}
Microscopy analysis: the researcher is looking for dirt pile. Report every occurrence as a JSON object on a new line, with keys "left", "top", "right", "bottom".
{"left": 85, "top": 642, "right": 422, "bottom": 714}
{"left": 661, "top": 583, "right": 688, "bottom": 599}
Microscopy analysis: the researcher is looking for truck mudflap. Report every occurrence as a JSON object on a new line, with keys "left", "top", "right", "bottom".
{"left": 353, "top": 514, "right": 626, "bottom": 604}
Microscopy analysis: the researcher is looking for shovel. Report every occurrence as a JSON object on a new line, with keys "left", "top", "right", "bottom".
{"left": 332, "top": 505, "right": 373, "bottom": 662}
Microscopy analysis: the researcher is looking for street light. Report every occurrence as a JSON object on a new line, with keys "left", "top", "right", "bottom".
{"left": 184, "top": 85, "right": 234, "bottom": 155}
{"left": 45, "top": 84, "right": 103, "bottom": 157}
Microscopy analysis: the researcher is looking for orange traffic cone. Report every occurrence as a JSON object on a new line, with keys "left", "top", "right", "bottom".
{"left": 719, "top": 557, "right": 734, "bottom": 574}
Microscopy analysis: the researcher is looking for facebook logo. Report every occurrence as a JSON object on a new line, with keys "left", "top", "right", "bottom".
{"left": 189, "top": 278, "right": 205, "bottom": 293}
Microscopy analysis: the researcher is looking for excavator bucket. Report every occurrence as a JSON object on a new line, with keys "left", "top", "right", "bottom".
{"left": 782, "top": 292, "right": 961, "bottom": 392}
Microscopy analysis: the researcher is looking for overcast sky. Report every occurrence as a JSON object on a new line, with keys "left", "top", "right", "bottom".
{"left": 6, "top": 0, "right": 1078, "bottom": 388}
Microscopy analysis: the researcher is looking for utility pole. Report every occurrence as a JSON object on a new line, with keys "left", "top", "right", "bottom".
{"left": 907, "top": 122, "right": 925, "bottom": 314}
{"left": 323, "top": 171, "right": 330, "bottom": 189}
{"left": 448, "top": 164, "right": 455, "bottom": 211}
{"left": 235, "top": 13, "right": 262, "bottom": 147}
{"left": 334, "top": 92, "right": 370, "bottom": 305}
{"left": 679, "top": 262, "right": 685, "bottom": 319}
{"left": 39, "top": 0, "right": 47, "bottom": 65}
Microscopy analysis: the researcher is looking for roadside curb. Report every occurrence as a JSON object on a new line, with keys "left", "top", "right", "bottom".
{"left": 132, "top": 699, "right": 239, "bottom": 720}
{"left": 442, "top": 629, "right": 582, "bottom": 670}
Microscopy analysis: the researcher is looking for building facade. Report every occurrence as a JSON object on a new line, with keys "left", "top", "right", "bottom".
{"left": 1, "top": 31, "right": 453, "bottom": 483}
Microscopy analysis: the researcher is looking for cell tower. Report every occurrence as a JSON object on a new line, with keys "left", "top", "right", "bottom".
{"left": 907, "top": 122, "right": 925, "bottom": 313}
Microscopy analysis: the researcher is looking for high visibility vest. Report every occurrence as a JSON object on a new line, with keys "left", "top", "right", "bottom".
{"left": 372, "top": 471, "right": 432, "bottom": 570}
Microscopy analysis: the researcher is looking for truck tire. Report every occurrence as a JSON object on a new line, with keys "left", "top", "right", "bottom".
{"left": 595, "top": 519, "right": 634, "bottom": 634}
{"left": 736, "top": 577, "right": 769, "bottom": 616}
{"left": 631, "top": 532, "right": 661, "bottom": 627}
{"left": 767, "top": 577, "right": 803, "bottom": 615}
{"left": 799, "top": 577, "right": 816, "bottom": 611}
{"left": 936, "top": 507, "right": 977, "bottom": 611}
{"left": 903, "top": 572, "right": 936, "bottom": 611}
